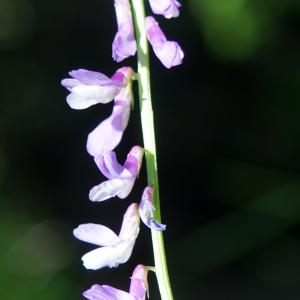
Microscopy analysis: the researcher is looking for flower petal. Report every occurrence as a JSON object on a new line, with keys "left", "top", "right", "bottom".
{"left": 139, "top": 186, "right": 166, "bottom": 231}
{"left": 66, "top": 85, "right": 121, "bottom": 109}
{"left": 148, "top": 0, "right": 181, "bottom": 19}
{"left": 83, "top": 284, "right": 135, "bottom": 300}
{"left": 89, "top": 177, "right": 135, "bottom": 202}
{"left": 73, "top": 223, "right": 120, "bottom": 247}
{"left": 68, "top": 69, "right": 112, "bottom": 85}
{"left": 61, "top": 67, "right": 131, "bottom": 110}
{"left": 145, "top": 16, "right": 184, "bottom": 69}
{"left": 113, "top": 0, "right": 137, "bottom": 62}
{"left": 86, "top": 84, "right": 132, "bottom": 156}
{"left": 124, "top": 146, "right": 144, "bottom": 177}
{"left": 129, "top": 265, "right": 149, "bottom": 300}
{"left": 81, "top": 239, "right": 136, "bottom": 270}
{"left": 94, "top": 151, "right": 126, "bottom": 179}
{"left": 119, "top": 203, "right": 140, "bottom": 241}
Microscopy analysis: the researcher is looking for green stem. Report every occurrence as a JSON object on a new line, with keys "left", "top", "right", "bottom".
{"left": 130, "top": 1, "right": 174, "bottom": 300}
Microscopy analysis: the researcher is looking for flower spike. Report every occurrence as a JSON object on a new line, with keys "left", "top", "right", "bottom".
{"left": 83, "top": 264, "right": 150, "bottom": 300}
{"left": 87, "top": 67, "right": 134, "bottom": 156}
{"left": 113, "top": 0, "right": 137, "bottom": 62}
{"left": 145, "top": 16, "right": 184, "bottom": 69}
{"left": 73, "top": 203, "right": 140, "bottom": 270}
{"left": 148, "top": 0, "right": 182, "bottom": 19}
{"left": 89, "top": 146, "right": 144, "bottom": 202}
{"left": 61, "top": 68, "right": 126, "bottom": 110}
{"left": 139, "top": 186, "right": 166, "bottom": 231}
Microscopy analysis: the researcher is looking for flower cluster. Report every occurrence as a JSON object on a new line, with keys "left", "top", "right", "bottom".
{"left": 112, "top": 0, "right": 183, "bottom": 68}
{"left": 62, "top": 0, "right": 182, "bottom": 298}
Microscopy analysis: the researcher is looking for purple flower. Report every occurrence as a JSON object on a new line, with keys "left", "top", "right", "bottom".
{"left": 145, "top": 16, "right": 184, "bottom": 69}
{"left": 139, "top": 186, "right": 166, "bottom": 231}
{"left": 83, "top": 265, "right": 149, "bottom": 300}
{"left": 148, "top": 0, "right": 181, "bottom": 19}
{"left": 86, "top": 70, "right": 133, "bottom": 156}
{"left": 73, "top": 203, "right": 140, "bottom": 270}
{"left": 61, "top": 68, "right": 128, "bottom": 110}
{"left": 62, "top": 67, "right": 134, "bottom": 155}
{"left": 89, "top": 146, "right": 144, "bottom": 202}
{"left": 113, "top": 0, "right": 137, "bottom": 62}
{"left": 129, "top": 264, "right": 149, "bottom": 300}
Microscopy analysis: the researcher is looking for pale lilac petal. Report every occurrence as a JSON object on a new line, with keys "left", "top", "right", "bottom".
{"left": 89, "top": 146, "right": 143, "bottom": 202}
{"left": 148, "top": 0, "right": 181, "bottom": 19}
{"left": 124, "top": 146, "right": 144, "bottom": 176}
{"left": 113, "top": 0, "right": 137, "bottom": 62}
{"left": 83, "top": 284, "right": 135, "bottom": 300}
{"left": 139, "top": 186, "right": 166, "bottom": 231}
{"left": 129, "top": 265, "right": 149, "bottom": 300}
{"left": 87, "top": 116, "right": 126, "bottom": 159}
{"left": 119, "top": 203, "right": 140, "bottom": 241}
{"left": 66, "top": 85, "right": 121, "bottom": 109}
{"left": 81, "top": 204, "right": 139, "bottom": 270}
{"left": 86, "top": 84, "right": 132, "bottom": 156}
{"left": 94, "top": 151, "right": 126, "bottom": 179}
{"left": 61, "top": 68, "right": 130, "bottom": 110}
{"left": 69, "top": 69, "right": 112, "bottom": 85}
{"left": 73, "top": 224, "right": 119, "bottom": 247}
{"left": 145, "top": 16, "right": 184, "bottom": 69}
{"left": 81, "top": 240, "right": 135, "bottom": 270}
{"left": 89, "top": 177, "right": 135, "bottom": 202}
{"left": 60, "top": 78, "right": 82, "bottom": 91}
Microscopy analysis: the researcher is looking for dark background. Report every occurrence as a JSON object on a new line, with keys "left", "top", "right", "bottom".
{"left": 0, "top": 0, "right": 300, "bottom": 299}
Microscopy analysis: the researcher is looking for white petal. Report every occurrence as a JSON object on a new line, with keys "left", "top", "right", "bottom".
{"left": 67, "top": 85, "right": 121, "bottom": 109}
{"left": 119, "top": 203, "right": 140, "bottom": 241}
{"left": 89, "top": 178, "right": 135, "bottom": 202}
{"left": 73, "top": 224, "right": 120, "bottom": 247}
{"left": 81, "top": 240, "right": 135, "bottom": 270}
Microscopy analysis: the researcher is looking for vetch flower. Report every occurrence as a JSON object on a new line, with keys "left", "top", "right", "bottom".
{"left": 61, "top": 68, "right": 128, "bottom": 110}
{"left": 86, "top": 68, "right": 134, "bottom": 156}
{"left": 129, "top": 264, "right": 149, "bottom": 300}
{"left": 73, "top": 203, "right": 140, "bottom": 270}
{"left": 145, "top": 16, "right": 184, "bottom": 69}
{"left": 113, "top": 0, "right": 137, "bottom": 62}
{"left": 89, "top": 146, "right": 144, "bottom": 202}
{"left": 83, "top": 265, "right": 149, "bottom": 300}
{"left": 139, "top": 186, "right": 166, "bottom": 231}
{"left": 148, "top": 0, "right": 181, "bottom": 19}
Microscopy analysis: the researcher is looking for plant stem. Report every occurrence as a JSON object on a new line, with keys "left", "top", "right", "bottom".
{"left": 130, "top": 1, "right": 174, "bottom": 300}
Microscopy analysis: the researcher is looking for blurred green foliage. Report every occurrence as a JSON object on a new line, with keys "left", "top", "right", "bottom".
{"left": 190, "top": 0, "right": 300, "bottom": 60}
{"left": 0, "top": 0, "right": 34, "bottom": 48}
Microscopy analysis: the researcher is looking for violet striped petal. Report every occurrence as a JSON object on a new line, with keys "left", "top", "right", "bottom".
{"left": 139, "top": 186, "right": 166, "bottom": 231}
{"left": 145, "top": 16, "right": 184, "bottom": 69}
